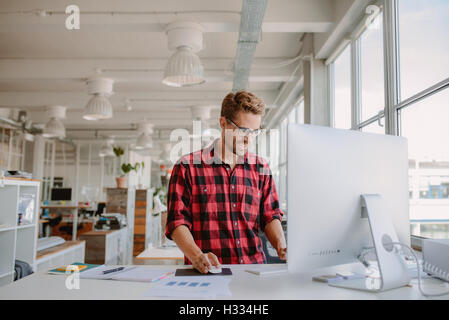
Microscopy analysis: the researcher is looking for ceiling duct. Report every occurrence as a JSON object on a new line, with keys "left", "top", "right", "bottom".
{"left": 232, "top": 0, "right": 268, "bottom": 92}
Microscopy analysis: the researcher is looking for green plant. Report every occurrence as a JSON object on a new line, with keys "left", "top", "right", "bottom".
{"left": 121, "top": 163, "right": 133, "bottom": 176}
{"left": 113, "top": 146, "right": 124, "bottom": 158}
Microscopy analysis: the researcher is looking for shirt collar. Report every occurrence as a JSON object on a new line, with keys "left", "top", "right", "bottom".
{"left": 203, "top": 139, "right": 248, "bottom": 165}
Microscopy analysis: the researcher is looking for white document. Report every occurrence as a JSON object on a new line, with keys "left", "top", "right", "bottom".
{"left": 144, "top": 276, "right": 232, "bottom": 298}
{"left": 80, "top": 265, "right": 172, "bottom": 282}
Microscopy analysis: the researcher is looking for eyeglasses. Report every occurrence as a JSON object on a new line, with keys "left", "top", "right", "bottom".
{"left": 226, "top": 118, "right": 262, "bottom": 137}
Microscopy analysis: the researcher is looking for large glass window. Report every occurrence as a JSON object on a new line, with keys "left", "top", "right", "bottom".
{"left": 400, "top": 88, "right": 449, "bottom": 238}
{"left": 398, "top": 0, "right": 449, "bottom": 101}
{"left": 361, "top": 118, "right": 385, "bottom": 134}
{"left": 360, "top": 13, "right": 385, "bottom": 121}
{"left": 333, "top": 44, "right": 352, "bottom": 129}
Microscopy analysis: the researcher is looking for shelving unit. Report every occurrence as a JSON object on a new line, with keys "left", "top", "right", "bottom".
{"left": 0, "top": 178, "right": 40, "bottom": 286}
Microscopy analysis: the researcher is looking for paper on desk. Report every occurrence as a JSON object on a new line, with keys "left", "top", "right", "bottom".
{"left": 80, "top": 265, "right": 172, "bottom": 282}
{"left": 144, "top": 276, "right": 232, "bottom": 298}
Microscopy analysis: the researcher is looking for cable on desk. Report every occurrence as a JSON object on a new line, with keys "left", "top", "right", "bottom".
{"left": 391, "top": 242, "right": 449, "bottom": 297}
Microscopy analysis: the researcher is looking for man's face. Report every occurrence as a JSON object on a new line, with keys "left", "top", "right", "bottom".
{"left": 219, "top": 111, "right": 262, "bottom": 157}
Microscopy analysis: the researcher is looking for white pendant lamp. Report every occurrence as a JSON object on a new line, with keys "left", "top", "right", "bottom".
{"left": 162, "top": 22, "right": 205, "bottom": 87}
{"left": 135, "top": 122, "right": 154, "bottom": 150}
{"left": 43, "top": 106, "right": 66, "bottom": 138}
{"left": 99, "top": 139, "right": 114, "bottom": 157}
{"left": 191, "top": 105, "right": 212, "bottom": 137}
{"left": 84, "top": 77, "right": 114, "bottom": 121}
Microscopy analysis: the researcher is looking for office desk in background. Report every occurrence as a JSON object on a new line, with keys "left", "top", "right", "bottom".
{"left": 0, "top": 263, "right": 448, "bottom": 300}
{"left": 136, "top": 244, "right": 184, "bottom": 265}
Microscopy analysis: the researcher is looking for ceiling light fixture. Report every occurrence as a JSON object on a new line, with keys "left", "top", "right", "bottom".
{"left": 99, "top": 139, "right": 115, "bottom": 157}
{"left": 135, "top": 122, "right": 154, "bottom": 150}
{"left": 83, "top": 76, "right": 114, "bottom": 121}
{"left": 43, "top": 106, "right": 66, "bottom": 138}
{"left": 191, "top": 105, "right": 213, "bottom": 137}
{"left": 162, "top": 22, "right": 205, "bottom": 87}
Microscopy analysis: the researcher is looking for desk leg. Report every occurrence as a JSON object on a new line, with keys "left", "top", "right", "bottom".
{"left": 72, "top": 208, "right": 78, "bottom": 240}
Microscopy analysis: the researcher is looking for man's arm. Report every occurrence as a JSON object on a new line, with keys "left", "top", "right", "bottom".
{"left": 264, "top": 219, "right": 286, "bottom": 260}
{"left": 171, "top": 225, "right": 221, "bottom": 273}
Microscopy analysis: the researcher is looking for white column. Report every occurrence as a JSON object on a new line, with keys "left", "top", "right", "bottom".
{"left": 32, "top": 135, "right": 45, "bottom": 180}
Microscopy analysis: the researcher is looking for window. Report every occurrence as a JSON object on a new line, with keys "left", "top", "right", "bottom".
{"left": 361, "top": 118, "right": 385, "bottom": 134}
{"left": 360, "top": 13, "right": 385, "bottom": 121}
{"left": 325, "top": 1, "right": 449, "bottom": 240}
{"left": 296, "top": 100, "right": 305, "bottom": 124}
{"left": 398, "top": 0, "right": 449, "bottom": 101}
{"left": 332, "top": 44, "right": 352, "bottom": 129}
{"left": 400, "top": 88, "right": 449, "bottom": 238}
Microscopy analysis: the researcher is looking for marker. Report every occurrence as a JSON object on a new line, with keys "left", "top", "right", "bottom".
{"left": 102, "top": 266, "right": 125, "bottom": 274}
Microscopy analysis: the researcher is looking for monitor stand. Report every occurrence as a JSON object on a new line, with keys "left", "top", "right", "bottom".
{"left": 329, "top": 194, "right": 411, "bottom": 292}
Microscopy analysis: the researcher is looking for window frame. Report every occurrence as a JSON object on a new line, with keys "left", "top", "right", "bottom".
{"left": 326, "top": 0, "right": 449, "bottom": 241}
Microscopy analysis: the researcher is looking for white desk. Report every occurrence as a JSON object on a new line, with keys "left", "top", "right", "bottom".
{"left": 136, "top": 244, "right": 184, "bottom": 264}
{"left": 0, "top": 263, "right": 448, "bottom": 300}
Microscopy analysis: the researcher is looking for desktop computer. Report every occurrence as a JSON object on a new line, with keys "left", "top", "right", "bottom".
{"left": 50, "top": 188, "right": 72, "bottom": 202}
{"left": 286, "top": 124, "right": 411, "bottom": 292}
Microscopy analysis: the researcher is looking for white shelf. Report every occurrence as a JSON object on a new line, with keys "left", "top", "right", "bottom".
{"left": 16, "top": 224, "right": 35, "bottom": 230}
{"left": 0, "top": 179, "right": 40, "bottom": 287}
{"left": 0, "top": 226, "right": 16, "bottom": 232}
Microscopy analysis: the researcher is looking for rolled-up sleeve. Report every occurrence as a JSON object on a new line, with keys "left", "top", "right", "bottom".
{"left": 259, "top": 165, "right": 284, "bottom": 231}
{"left": 165, "top": 162, "right": 193, "bottom": 240}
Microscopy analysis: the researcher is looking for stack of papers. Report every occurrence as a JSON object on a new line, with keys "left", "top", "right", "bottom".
{"left": 144, "top": 276, "right": 232, "bottom": 298}
{"left": 79, "top": 265, "right": 172, "bottom": 282}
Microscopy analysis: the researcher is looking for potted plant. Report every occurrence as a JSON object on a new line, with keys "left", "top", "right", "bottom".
{"left": 116, "top": 163, "right": 133, "bottom": 188}
{"left": 113, "top": 146, "right": 126, "bottom": 188}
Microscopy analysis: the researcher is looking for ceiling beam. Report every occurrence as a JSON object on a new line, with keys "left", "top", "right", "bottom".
{"left": 0, "top": 58, "right": 293, "bottom": 84}
{"left": 0, "top": 90, "right": 278, "bottom": 109}
{"left": 0, "top": 0, "right": 334, "bottom": 33}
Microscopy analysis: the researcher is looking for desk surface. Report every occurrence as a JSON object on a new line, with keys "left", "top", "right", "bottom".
{"left": 136, "top": 245, "right": 184, "bottom": 260}
{"left": 0, "top": 263, "right": 448, "bottom": 300}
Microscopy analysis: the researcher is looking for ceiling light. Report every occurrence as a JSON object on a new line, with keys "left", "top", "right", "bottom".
{"left": 135, "top": 122, "right": 154, "bottom": 150}
{"left": 162, "top": 22, "right": 205, "bottom": 87}
{"left": 84, "top": 77, "right": 114, "bottom": 121}
{"left": 84, "top": 93, "right": 113, "bottom": 121}
{"left": 99, "top": 139, "right": 114, "bottom": 157}
{"left": 135, "top": 134, "right": 153, "bottom": 150}
{"left": 42, "top": 106, "right": 66, "bottom": 138}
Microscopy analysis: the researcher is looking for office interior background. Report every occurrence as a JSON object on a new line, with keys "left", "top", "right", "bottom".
{"left": 0, "top": 0, "right": 448, "bottom": 286}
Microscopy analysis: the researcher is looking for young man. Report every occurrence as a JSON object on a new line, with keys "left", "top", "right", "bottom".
{"left": 165, "top": 90, "right": 286, "bottom": 273}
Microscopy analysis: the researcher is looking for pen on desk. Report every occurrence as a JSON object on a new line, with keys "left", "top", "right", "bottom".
{"left": 152, "top": 272, "right": 173, "bottom": 282}
{"left": 102, "top": 266, "right": 125, "bottom": 274}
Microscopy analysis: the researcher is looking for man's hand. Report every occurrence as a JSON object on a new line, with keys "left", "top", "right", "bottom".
{"left": 264, "top": 219, "right": 287, "bottom": 261}
{"left": 276, "top": 247, "right": 287, "bottom": 261}
{"left": 191, "top": 252, "right": 221, "bottom": 274}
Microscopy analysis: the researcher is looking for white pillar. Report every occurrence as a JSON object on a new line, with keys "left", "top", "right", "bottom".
{"left": 32, "top": 135, "right": 46, "bottom": 180}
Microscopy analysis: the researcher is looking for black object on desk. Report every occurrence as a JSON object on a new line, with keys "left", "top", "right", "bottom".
{"left": 175, "top": 268, "right": 232, "bottom": 276}
{"left": 103, "top": 266, "right": 125, "bottom": 274}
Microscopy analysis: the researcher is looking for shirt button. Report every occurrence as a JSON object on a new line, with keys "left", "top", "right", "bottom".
{"left": 203, "top": 188, "right": 207, "bottom": 192}
{"left": 237, "top": 240, "right": 240, "bottom": 245}
{"left": 231, "top": 185, "right": 235, "bottom": 190}
{"left": 232, "top": 203, "right": 236, "bottom": 208}
{"left": 226, "top": 167, "right": 230, "bottom": 171}
{"left": 240, "top": 259, "right": 244, "bottom": 264}
{"left": 234, "top": 222, "right": 238, "bottom": 227}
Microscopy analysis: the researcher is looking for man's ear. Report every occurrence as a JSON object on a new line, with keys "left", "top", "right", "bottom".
{"left": 219, "top": 116, "right": 227, "bottom": 130}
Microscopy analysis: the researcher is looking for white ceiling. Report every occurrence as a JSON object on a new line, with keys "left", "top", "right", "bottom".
{"left": 0, "top": 0, "right": 337, "bottom": 142}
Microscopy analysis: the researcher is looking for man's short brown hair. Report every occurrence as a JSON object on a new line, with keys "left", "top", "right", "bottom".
{"left": 221, "top": 90, "right": 265, "bottom": 121}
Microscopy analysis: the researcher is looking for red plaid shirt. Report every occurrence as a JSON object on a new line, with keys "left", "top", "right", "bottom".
{"left": 165, "top": 140, "right": 283, "bottom": 264}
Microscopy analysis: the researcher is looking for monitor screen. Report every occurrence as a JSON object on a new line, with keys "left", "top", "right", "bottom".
{"left": 51, "top": 188, "right": 72, "bottom": 201}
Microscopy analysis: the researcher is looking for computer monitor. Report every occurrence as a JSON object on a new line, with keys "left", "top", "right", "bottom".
{"left": 50, "top": 188, "right": 72, "bottom": 201}
{"left": 287, "top": 124, "right": 410, "bottom": 275}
